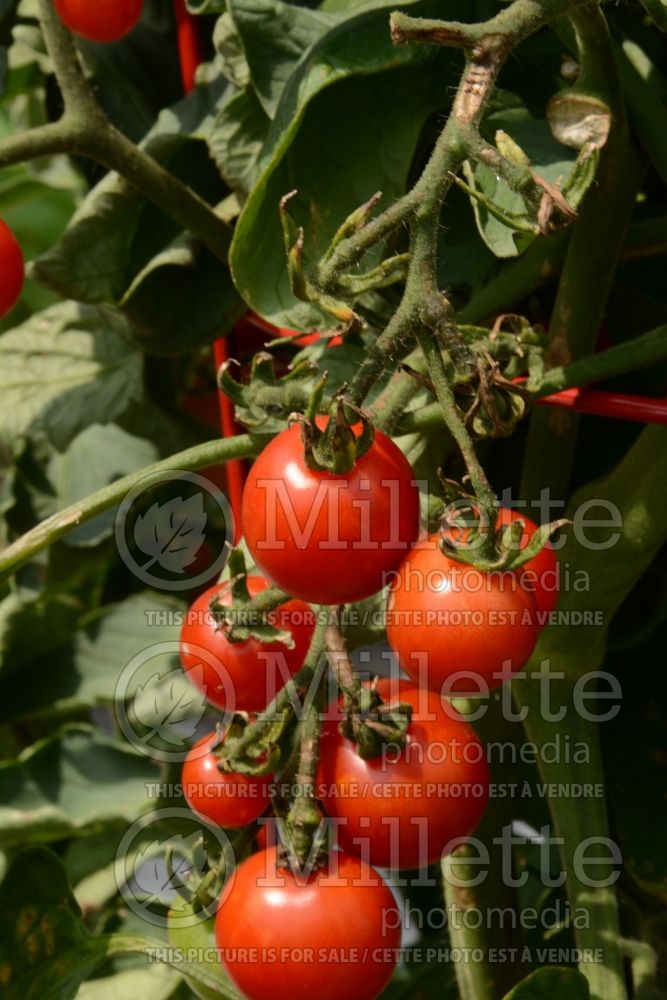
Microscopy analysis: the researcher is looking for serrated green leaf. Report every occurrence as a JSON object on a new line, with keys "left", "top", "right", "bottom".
{"left": 0, "top": 302, "right": 143, "bottom": 451}
{"left": 43, "top": 424, "right": 159, "bottom": 546}
{"left": 0, "top": 847, "right": 167, "bottom": 1000}
{"left": 228, "top": 0, "right": 338, "bottom": 117}
{"left": 0, "top": 592, "right": 186, "bottom": 722}
{"left": 210, "top": 85, "right": 271, "bottom": 194}
{"left": 0, "top": 726, "right": 157, "bottom": 846}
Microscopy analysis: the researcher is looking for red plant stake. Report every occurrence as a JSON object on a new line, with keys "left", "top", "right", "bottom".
{"left": 174, "top": 0, "right": 243, "bottom": 541}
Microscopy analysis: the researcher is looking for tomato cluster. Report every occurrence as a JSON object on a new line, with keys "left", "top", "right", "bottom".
{"left": 174, "top": 416, "right": 558, "bottom": 999}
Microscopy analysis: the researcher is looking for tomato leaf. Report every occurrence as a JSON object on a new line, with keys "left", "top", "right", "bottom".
{"left": 0, "top": 725, "right": 157, "bottom": 846}
{"left": 0, "top": 302, "right": 143, "bottom": 451}
{"left": 0, "top": 846, "right": 176, "bottom": 999}
{"left": 228, "top": 0, "right": 338, "bottom": 118}
{"left": 501, "top": 967, "right": 590, "bottom": 999}
{"left": 210, "top": 85, "right": 271, "bottom": 195}
{"left": 0, "top": 592, "right": 188, "bottom": 722}
{"left": 229, "top": 0, "right": 466, "bottom": 328}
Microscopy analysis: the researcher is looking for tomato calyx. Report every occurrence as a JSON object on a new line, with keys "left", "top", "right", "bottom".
{"left": 165, "top": 835, "right": 225, "bottom": 915}
{"left": 339, "top": 683, "right": 413, "bottom": 760}
{"left": 214, "top": 708, "right": 293, "bottom": 777}
{"left": 297, "top": 390, "right": 375, "bottom": 474}
{"left": 209, "top": 550, "right": 297, "bottom": 647}
{"left": 438, "top": 500, "right": 569, "bottom": 572}
{"left": 217, "top": 351, "right": 316, "bottom": 433}
{"left": 326, "top": 612, "right": 412, "bottom": 759}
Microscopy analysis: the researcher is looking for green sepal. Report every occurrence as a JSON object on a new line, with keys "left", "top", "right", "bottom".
{"left": 338, "top": 253, "right": 410, "bottom": 295}
{"left": 339, "top": 685, "right": 413, "bottom": 760}
{"left": 323, "top": 191, "right": 383, "bottom": 262}
{"left": 454, "top": 169, "right": 540, "bottom": 234}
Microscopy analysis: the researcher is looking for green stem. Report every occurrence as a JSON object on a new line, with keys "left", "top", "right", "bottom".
{"left": 417, "top": 329, "right": 497, "bottom": 531}
{"left": 286, "top": 656, "right": 327, "bottom": 866}
{"left": 396, "top": 321, "right": 667, "bottom": 434}
{"left": 613, "top": 39, "right": 667, "bottom": 186}
{"left": 224, "top": 618, "right": 328, "bottom": 764}
{"left": 0, "top": 434, "right": 259, "bottom": 583}
{"left": 324, "top": 610, "right": 364, "bottom": 710}
{"left": 520, "top": 3, "right": 645, "bottom": 503}
{"left": 0, "top": 0, "right": 232, "bottom": 262}
{"left": 531, "top": 323, "right": 667, "bottom": 393}
{"left": 442, "top": 846, "right": 496, "bottom": 1000}
{"left": 345, "top": 0, "right": 589, "bottom": 409}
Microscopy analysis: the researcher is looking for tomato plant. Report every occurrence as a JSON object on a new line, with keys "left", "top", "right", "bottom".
{"left": 54, "top": 0, "right": 143, "bottom": 42}
{"left": 242, "top": 421, "right": 420, "bottom": 604}
{"left": 1, "top": 1, "right": 666, "bottom": 999}
{"left": 180, "top": 575, "right": 315, "bottom": 713}
{"left": 0, "top": 220, "right": 24, "bottom": 318}
{"left": 182, "top": 732, "right": 273, "bottom": 829}
{"left": 318, "top": 681, "right": 489, "bottom": 869}
{"left": 215, "top": 847, "right": 401, "bottom": 1000}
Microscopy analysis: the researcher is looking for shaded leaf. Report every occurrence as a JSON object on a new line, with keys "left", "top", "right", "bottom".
{"left": 501, "top": 967, "right": 590, "bottom": 1000}
{"left": 0, "top": 302, "right": 143, "bottom": 451}
{"left": 0, "top": 726, "right": 157, "bottom": 846}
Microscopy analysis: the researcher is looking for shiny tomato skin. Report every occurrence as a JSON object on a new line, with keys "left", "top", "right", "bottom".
{"left": 242, "top": 422, "right": 420, "bottom": 604}
{"left": 0, "top": 221, "right": 24, "bottom": 318}
{"left": 317, "top": 681, "right": 488, "bottom": 870}
{"left": 182, "top": 733, "right": 273, "bottom": 829}
{"left": 179, "top": 575, "right": 315, "bottom": 713}
{"left": 215, "top": 847, "right": 400, "bottom": 1000}
{"left": 496, "top": 508, "right": 559, "bottom": 614}
{"left": 54, "top": 0, "right": 143, "bottom": 42}
{"left": 386, "top": 535, "right": 540, "bottom": 693}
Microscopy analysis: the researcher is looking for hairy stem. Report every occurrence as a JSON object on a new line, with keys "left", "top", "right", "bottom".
{"left": 224, "top": 618, "right": 328, "bottom": 764}
{"left": 520, "top": 4, "right": 644, "bottom": 502}
{"left": 344, "top": 0, "right": 588, "bottom": 410}
{"left": 324, "top": 610, "right": 364, "bottom": 711}
{"left": 417, "top": 329, "right": 497, "bottom": 532}
{"left": 0, "top": 435, "right": 259, "bottom": 582}
{"left": 0, "top": 0, "right": 232, "bottom": 261}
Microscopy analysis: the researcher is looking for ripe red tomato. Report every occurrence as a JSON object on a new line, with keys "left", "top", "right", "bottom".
{"left": 182, "top": 733, "right": 272, "bottom": 829}
{"left": 317, "top": 681, "right": 488, "bottom": 870}
{"left": 242, "top": 422, "right": 420, "bottom": 604}
{"left": 215, "top": 847, "right": 400, "bottom": 1000}
{"left": 54, "top": 0, "right": 143, "bottom": 42}
{"left": 179, "top": 575, "right": 315, "bottom": 713}
{"left": 386, "top": 535, "right": 540, "bottom": 693}
{"left": 0, "top": 221, "right": 24, "bottom": 319}
{"left": 496, "top": 508, "right": 559, "bottom": 614}
{"left": 441, "top": 507, "right": 559, "bottom": 616}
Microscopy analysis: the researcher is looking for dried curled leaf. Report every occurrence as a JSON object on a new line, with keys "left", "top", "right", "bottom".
{"left": 547, "top": 93, "right": 611, "bottom": 152}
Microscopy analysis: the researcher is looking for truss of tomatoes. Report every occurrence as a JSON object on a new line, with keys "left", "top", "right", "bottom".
{"left": 175, "top": 418, "right": 558, "bottom": 1000}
